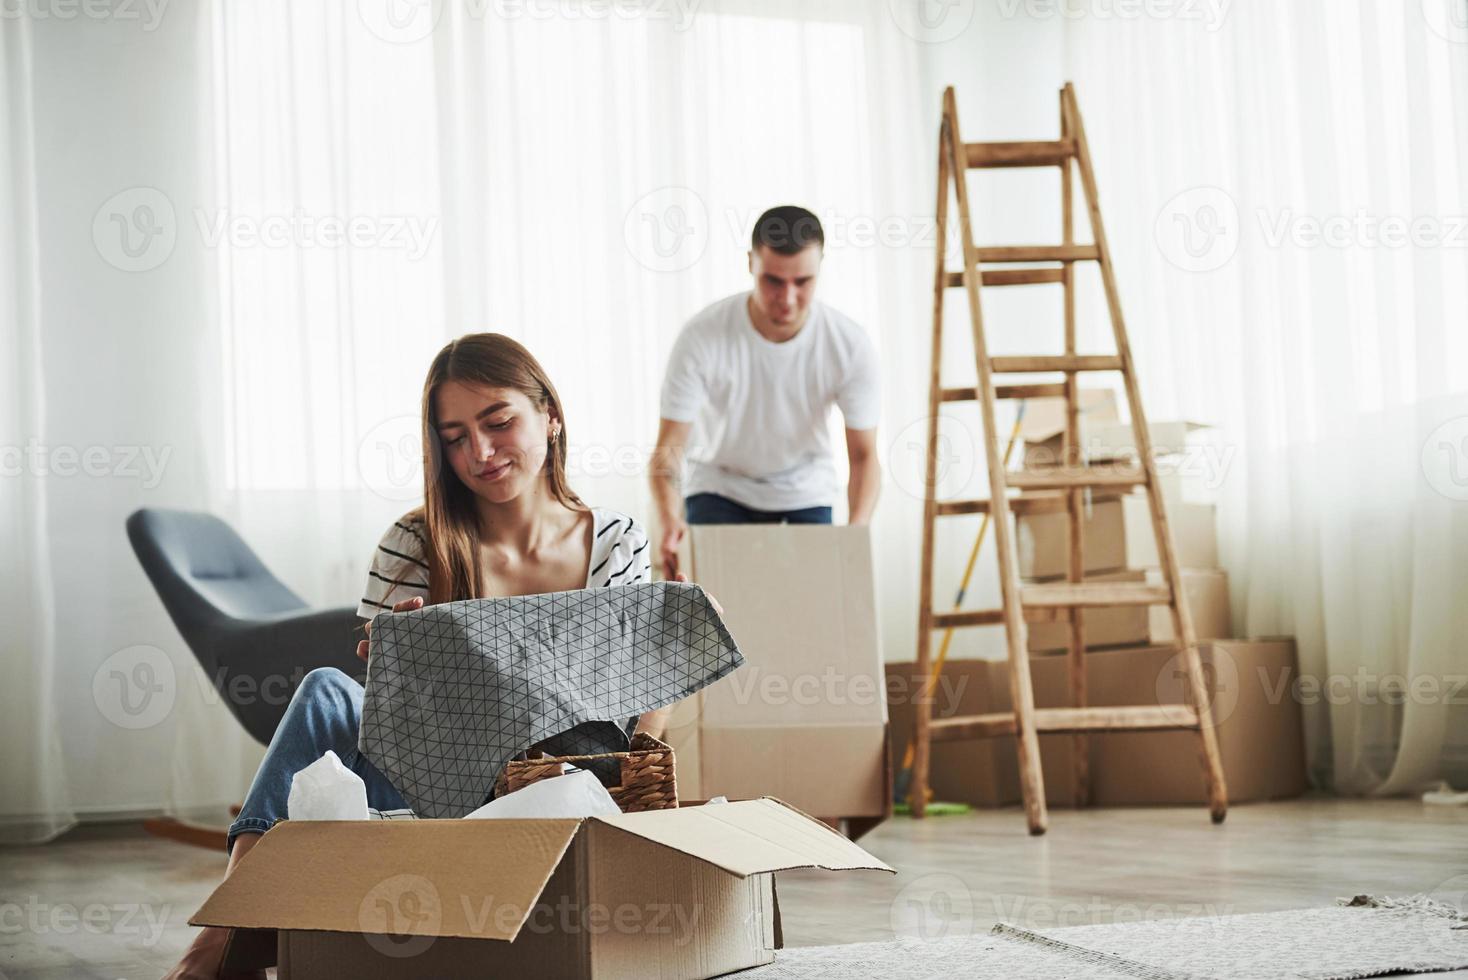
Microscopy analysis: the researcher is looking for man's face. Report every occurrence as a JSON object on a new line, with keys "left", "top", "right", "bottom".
{"left": 748, "top": 244, "right": 821, "bottom": 328}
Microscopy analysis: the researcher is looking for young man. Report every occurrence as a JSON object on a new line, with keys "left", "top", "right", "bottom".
{"left": 650, "top": 204, "right": 882, "bottom": 578}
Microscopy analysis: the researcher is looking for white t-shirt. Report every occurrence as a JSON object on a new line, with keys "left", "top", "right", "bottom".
{"left": 658, "top": 292, "right": 881, "bottom": 512}
{"left": 357, "top": 508, "right": 650, "bottom": 619}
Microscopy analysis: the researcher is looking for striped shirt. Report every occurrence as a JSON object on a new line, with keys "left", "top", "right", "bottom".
{"left": 356, "top": 508, "right": 652, "bottom": 620}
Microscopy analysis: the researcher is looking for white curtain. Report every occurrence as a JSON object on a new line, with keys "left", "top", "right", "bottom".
{"left": 0, "top": 0, "right": 936, "bottom": 838}
{"left": 1062, "top": 0, "right": 1468, "bottom": 793}
{"left": 0, "top": 14, "right": 73, "bottom": 844}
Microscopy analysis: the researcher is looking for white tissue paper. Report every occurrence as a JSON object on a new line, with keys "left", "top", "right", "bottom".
{"left": 287, "top": 750, "right": 369, "bottom": 821}
{"left": 465, "top": 768, "right": 621, "bottom": 820}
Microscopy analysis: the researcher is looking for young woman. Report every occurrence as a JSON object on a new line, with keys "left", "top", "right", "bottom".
{"left": 167, "top": 333, "right": 666, "bottom": 980}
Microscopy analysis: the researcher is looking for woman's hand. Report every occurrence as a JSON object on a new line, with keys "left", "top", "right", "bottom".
{"left": 356, "top": 595, "right": 425, "bottom": 662}
{"left": 673, "top": 572, "right": 723, "bottom": 617}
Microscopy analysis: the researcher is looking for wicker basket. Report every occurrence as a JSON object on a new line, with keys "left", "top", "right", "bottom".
{"left": 493, "top": 732, "right": 678, "bottom": 813}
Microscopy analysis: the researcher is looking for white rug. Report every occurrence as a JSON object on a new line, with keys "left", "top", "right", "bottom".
{"left": 756, "top": 896, "right": 1468, "bottom": 979}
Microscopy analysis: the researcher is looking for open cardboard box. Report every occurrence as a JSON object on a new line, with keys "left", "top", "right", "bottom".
{"left": 666, "top": 525, "right": 890, "bottom": 837}
{"left": 194, "top": 798, "right": 893, "bottom": 979}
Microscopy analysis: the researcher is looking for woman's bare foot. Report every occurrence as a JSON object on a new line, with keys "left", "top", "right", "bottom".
{"left": 161, "top": 833, "right": 264, "bottom": 980}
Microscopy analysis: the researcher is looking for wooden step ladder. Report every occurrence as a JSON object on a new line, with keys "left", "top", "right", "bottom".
{"left": 909, "top": 83, "right": 1228, "bottom": 835}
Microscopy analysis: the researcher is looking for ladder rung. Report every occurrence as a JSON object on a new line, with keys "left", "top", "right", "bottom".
{"left": 947, "top": 269, "right": 1067, "bottom": 288}
{"left": 976, "top": 245, "right": 1099, "bottom": 263}
{"left": 930, "top": 704, "right": 1200, "bottom": 742}
{"left": 931, "top": 704, "right": 1199, "bottom": 741}
{"left": 983, "top": 268, "right": 1066, "bottom": 287}
{"left": 939, "top": 383, "right": 1066, "bottom": 402}
{"left": 1006, "top": 467, "right": 1147, "bottom": 490}
{"left": 1021, "top": 582, "right": 1172, "bottom": 608}
{"left": 990, "top": 355, "right": 1123, "bottom": 373}
{"left": 931, "top": 609, "right": 1005, "bottom": 629}
{"left": 935, "top": 493, "right": 1069, "bottom": 517}
{"left": 964, "top": 139, "right": 1076, "bottom": 169}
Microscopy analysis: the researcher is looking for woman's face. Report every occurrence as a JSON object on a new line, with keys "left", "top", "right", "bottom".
{"left": 433, "top": 381, "right": 556, "bottom": 505}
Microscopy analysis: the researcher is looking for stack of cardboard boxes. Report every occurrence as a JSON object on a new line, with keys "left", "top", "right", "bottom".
{"left": 1015, "top": 389, "right": 1229, "bottom": 653}
{"left": 888, "top": 391, "right": 1308, "bottom": 808}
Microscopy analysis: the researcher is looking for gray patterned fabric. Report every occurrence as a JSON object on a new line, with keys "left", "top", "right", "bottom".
{"left": 358, "top": 581, "right": 741, "bottom": 818}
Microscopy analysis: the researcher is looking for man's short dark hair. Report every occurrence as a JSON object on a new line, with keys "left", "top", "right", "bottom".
{"left": 751, "top": 205, "right": 824, "bottom": 255}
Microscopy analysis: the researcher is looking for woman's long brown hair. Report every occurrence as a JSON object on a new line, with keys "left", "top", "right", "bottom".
{"left": 408, "top": 333, "right": 585, "bottom": 604}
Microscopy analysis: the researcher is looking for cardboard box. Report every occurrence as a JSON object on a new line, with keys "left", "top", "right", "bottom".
{"left": 1121, "top": 494, "right": 1219, "bottom": 570}
{"left": 887, "top": 637, "right": 1307, "bottom": 808}
{"left": 1025, "top": 569, "right": 1150, "bottom": 653}
{"left": 1148, "top": 567, "right": 1232, "bottom": 642}
{"left": 666, "top": 526, "right": 889, "bottom": 826}
{"left": 1018, "top": 493, "right": 1217, "bottom": 579}
{"left": 1087, "top": 419, "right": 1211, "bottom": 462}
{"left": 194, "top": 799, "right": 894, "bottom": 979}
{"left": 1019, "top": 388, "right": 1120, "bottom": 469}
{"left": 886, "top": 658, "right": 1010, "bottom": 808}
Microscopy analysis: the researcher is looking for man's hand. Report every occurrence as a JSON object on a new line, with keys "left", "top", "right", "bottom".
{"left": 660, "top": 519, "right": 687, "bottom": 580}
{"left": 649, "top": 418, "right": 693, "bottom": 578}
{"left": 357, "top": 595, "right": 425, "bottom": 662}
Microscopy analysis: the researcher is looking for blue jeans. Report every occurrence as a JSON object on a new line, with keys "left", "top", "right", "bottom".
{"left": 684, "top": 492, "right": 833, "bottom": 525}
{"left": 227, "top": 667, "right": 408, "bottom": 852}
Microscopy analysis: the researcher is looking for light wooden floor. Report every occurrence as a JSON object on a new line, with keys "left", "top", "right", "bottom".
{"left": 1, "top": 796, "right": 1464, "bottom": 979}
